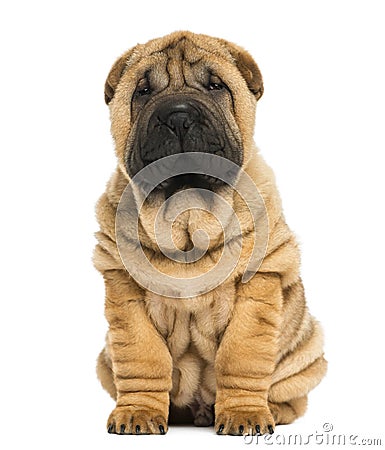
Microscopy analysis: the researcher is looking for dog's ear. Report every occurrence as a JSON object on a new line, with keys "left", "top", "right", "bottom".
{"left": 222, "top": 41, "right": 264, "bottom": 101}
{"left": 104, "top": 49, "right": 133, "bottom": 105}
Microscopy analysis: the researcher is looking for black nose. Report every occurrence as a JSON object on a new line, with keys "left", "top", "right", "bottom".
{"left": 139, "top": 99, "right": 204, "bottom": 165}
{"left": 157, "top": 101, "right": 200, "bottom": 137}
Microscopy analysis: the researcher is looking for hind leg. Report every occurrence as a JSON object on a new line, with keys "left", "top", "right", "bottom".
{"left": 96, "top": 347, "right": 117, "bottom": 400}
{"left": 268, "top": 354, "right": 327, "bottom": 425}
{"left": 269, "top": 396, "right": 308, "bottom": 425}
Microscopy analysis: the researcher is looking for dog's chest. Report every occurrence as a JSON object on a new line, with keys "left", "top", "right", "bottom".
{"left": 144, "top": 284, "right": 235, "bottom": 406}
{"left": 145, "top": 285, "right": 234, "bottom": 359}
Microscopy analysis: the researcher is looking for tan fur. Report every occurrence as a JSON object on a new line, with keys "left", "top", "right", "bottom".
{"left": 94, "top": 31, "right": 327, "bottom": 435}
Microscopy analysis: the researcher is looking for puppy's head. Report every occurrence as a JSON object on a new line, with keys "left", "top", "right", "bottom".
{"left": 107, "top": 32, "right": 263, "bottom": 253}
{"left": 105, "top": 31, "right": 263, "bottom": 193}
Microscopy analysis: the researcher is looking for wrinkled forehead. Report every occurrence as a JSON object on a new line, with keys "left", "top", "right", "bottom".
{"left": 130, "top": 35, "right": 234, "bottom": 65}
{"left": 124, "top": 37, "right": 237, "bottom": 88}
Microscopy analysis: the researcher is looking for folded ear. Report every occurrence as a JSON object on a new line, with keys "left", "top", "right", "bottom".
{"left": 222, "top": 41, "right": 264, "bottom": 101}
{"left": 104, "top": 49, "right": 134, "bottom": 105}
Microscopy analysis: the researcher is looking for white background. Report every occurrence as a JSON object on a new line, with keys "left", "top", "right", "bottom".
{"left": 1, "top": 1, "right": 384, "bottom": 449}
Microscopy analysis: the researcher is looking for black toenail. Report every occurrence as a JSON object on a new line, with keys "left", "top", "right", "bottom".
{"left": 256, "top": 424, "right": 260, "bottom": 435}
{"left": 268, "top": 425, "right": 274, "bottom": 434}
{"left": 108, "top": 424, "right": 115, "bottom": 434}
{"left": 218, "top": 424, "right": 224, "bottom": 433}
{"left": 159, "top": 424, "right": 165, "bottom": 434}
{"left": 120, "top": 424, "right": 125, "bottom": 434}
{"left": 135, "top": 425, "right": 140, "bottom": 434}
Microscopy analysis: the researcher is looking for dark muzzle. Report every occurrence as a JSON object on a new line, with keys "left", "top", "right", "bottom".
{"left": 127, "top": 95, "right": 242, "bottom": 193}
{"left": 139, "top": 98, "right": 226, "bottom": 165}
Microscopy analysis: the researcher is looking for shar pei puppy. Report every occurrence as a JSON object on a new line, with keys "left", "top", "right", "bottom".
{"left": 94, "top": 31, "right": 327, "bottom": 436}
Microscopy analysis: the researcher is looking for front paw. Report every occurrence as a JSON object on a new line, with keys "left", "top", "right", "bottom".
{"left": 107, "top": 406, "right": 167, "bottom": 435}
{"left": 215, "top": 406, "right": 275, "bottom": 436}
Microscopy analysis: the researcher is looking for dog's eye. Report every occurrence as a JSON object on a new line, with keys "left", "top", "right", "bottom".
{"left": 208, "top": 82, "right": 224, "bottom": 91}
{"left": 207, "top": 75, "right": 227, "bottom": 92}
{"left": 137, "top": 87, "right": 151, "bottom": 96}
{"left": 135, "top": 79, "right": 151, "bottom": 97}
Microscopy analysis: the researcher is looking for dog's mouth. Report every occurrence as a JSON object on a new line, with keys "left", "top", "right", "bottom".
{"left": 130, "top": 146, "right": 241, "bottom": 200}
{"left": 156, "top": 173, "right": 225, "bottom": 198}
